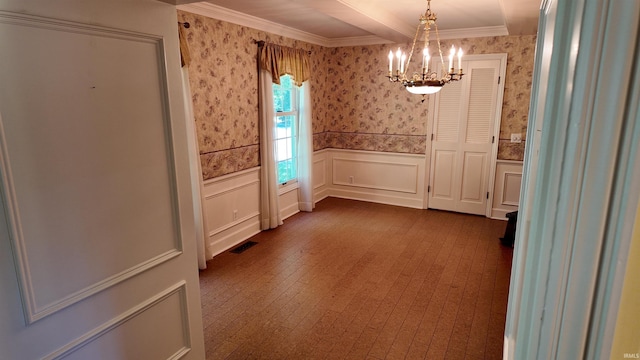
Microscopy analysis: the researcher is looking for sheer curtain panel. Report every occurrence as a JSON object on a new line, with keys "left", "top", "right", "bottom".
{"left": 297, "top": 83, "right": 314, "bottom": 212}
{"left": 258, "top": 69, "right": 283, "bottom": 230}
{"left": 258, "top": 42, "right": 313, "bottom": 229}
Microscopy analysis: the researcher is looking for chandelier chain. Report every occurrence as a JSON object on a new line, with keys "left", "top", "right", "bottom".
{"left": 433, "top": 22, "right": 447, "bottom": 76}
{"left": 404, "top": 22, "right": 423, "bottom": 79}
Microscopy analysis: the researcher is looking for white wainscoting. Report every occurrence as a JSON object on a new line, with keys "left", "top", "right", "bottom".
{"left": 491, "top": 160, "right": 523, "bottom": 220}
{"left": 203, "top": 151, "right": 515, "bottom": 259}
{"left": 202, "top": 167, "right": 301, "bottom": 257}
{"left": 202, "top": 149, "right": 427, "bottom": 259}
{"left": 202, "top": 168, "right": 261, "bottom": 257}
{"left": 313, "top": 149, "right": 330, "bottom": 203}
{"left": 279, "top": 182, "right": 301, "bottom": 220}
{"left": 314, "top": 149, "right": 427, "bottom": 209}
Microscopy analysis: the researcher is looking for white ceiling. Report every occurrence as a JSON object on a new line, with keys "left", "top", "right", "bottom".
{"left": 176, "top": 0, "right": 541, "bottom": 47}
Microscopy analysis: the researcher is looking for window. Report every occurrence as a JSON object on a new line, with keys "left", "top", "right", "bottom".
{"left": 272, "top": 75, "right": 299, "bottom": 185}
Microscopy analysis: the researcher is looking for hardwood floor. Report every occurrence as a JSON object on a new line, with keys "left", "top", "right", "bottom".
{"left": 199, "top": 197, "right": 513, "bottom": 360}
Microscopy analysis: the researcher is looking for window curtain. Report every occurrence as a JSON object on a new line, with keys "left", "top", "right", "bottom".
{"left": 182, "top": 65, "right": 210, "bottom": 269}
{"left": 258, "top": 43, "right": 314, "bottom": 230}
{"left": 297, "top": 83, "right": 314, "bottom": 212}
{"left": 259, "top": 43, "right": 310, "bottom": 86}
{"left": 178, "top": 22, "right": 211, "bottom": 269}
{"left": 258, "top": 69, "right": 283, "bottom": 230}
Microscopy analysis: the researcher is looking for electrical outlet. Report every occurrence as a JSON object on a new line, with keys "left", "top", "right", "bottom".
{"left": 510, "top": 133, "right": 522, "bottom": 143}
{"left": 349, "top": 176, "right": 354, "bottom": 184}
{"left": 233, "top": 210, "right": 238, "bottom": 220}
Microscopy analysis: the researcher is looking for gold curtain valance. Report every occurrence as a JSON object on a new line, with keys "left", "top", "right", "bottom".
{"left": 259, "top": 43, "right": 310, "bottom": 87}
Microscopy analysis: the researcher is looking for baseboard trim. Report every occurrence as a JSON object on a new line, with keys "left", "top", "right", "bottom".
{"left": 491, "top": 208, "right": 515, "bottom": 220}
{"left": 314, "top": 187, "right": 330, "bottom": 204}
{"left": 207, "top": 216, "right": 261, "bottom": 258}
{"left": 281, "top": 203, "right": 300, "bottom": 220}
{"left": 328, "top": 188, "right": 424, "bottom": 209}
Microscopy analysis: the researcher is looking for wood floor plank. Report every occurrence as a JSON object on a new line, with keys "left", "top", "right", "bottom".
{"left": 199, "top": 198, "right": 513, "bottom": 359}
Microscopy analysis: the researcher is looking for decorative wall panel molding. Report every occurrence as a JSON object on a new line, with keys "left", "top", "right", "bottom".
{"left": 502, "top": 172, "right": 523, "bottom": 206}
{"left": 202, "top": 168, "right": 261, "bottom": 257}
{"left": 332, "top": 156, "right": 420, "bottom": 194}
{"left": 328, "top": 150, "right": 427, "bottom": 209}
{"left": 313, "top": 157, "right": 327, "bottom": 190}
{"left": 491, "top": 160, "right": 523, "bottom": 219}
{"left": 204, "top": 180, "right": 260, "bottom": 201}
{"left": 43, "top": 282, "right": 191, "bottom": 360}
{"left": 313, "top": 151, "right": 330, "bottom": 203}
{"left": 279, "top": 188, "right": 301, "bottom": 220}
{"left": 0, "top": 13, "right": 181, "bottom": 323}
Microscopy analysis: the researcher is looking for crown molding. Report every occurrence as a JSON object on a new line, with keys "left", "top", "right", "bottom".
{"left": 177, "top": 3, "right": 512, "bottom": 48}
{"left": 177, "top": 3, "right": 333, "bottom": 46}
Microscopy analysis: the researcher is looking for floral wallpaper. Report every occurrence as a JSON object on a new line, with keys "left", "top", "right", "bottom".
{"left": 330, "top": 36, "right": 537, "bottom": 161}
{"left": 322, "top": 45, "right": 429, "bottom": 153}
{"left": 178, "top": 10, "right": 536, "bottom": 180}
{"left": 177, "top": 10, "right": 327, "bottom": 180}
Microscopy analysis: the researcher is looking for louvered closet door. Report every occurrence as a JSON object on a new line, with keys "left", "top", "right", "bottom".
{"left": 429, "top": 59, "right": 502, "bottom": 215}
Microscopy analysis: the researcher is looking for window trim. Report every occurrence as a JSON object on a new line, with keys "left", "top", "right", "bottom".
{"left": 278, "top": 179, "right": 299, "bottom": 195}
{"left": 273, "top": 75, "right": 300, "bottom": 185}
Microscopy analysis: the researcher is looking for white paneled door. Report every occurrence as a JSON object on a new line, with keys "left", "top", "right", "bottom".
{"left": 428, "top": 55, "right": 506, "bottom": 215}
{"left": 0, "top": 0, "right": 205, "bottom": 359}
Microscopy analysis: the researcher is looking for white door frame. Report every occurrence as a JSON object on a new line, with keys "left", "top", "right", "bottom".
{"left": 424, "top": 53, "right": 507, "bottom": 216}
{"left": 504, "top": 0, "right": 640, "bottom": 358}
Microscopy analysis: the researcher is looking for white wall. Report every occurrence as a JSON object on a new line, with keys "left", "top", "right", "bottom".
{"left": 201, "top": 167, "right": 300, "bottom": 257}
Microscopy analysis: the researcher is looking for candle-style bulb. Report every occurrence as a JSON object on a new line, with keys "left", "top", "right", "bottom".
{"left": 425, "top": 50, "right": 430, "bottom": 72}
{"left": 422, "top": 47, "right": 427, "bottom": 69}
{"left": 448, "top": 45, "right": 455, "bottom": 71}
{"left": 388, "top": 50, "right": 393, "bottom": 73}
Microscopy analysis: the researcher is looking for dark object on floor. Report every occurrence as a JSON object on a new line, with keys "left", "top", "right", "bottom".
{"left": 500, "top": 211, "right": 518, "bottom": 247}
{"left": 230, "top": 241, "right": 258, "bottom": 254}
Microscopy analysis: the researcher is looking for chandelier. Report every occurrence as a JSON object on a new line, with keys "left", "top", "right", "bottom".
{"left": 387, "top": 0, "right": 464, "bottom": 96}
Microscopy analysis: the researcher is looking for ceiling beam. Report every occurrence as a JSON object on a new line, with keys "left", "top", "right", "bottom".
{"left": 297, "top": 0, "right": 415, "bottom": 43}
